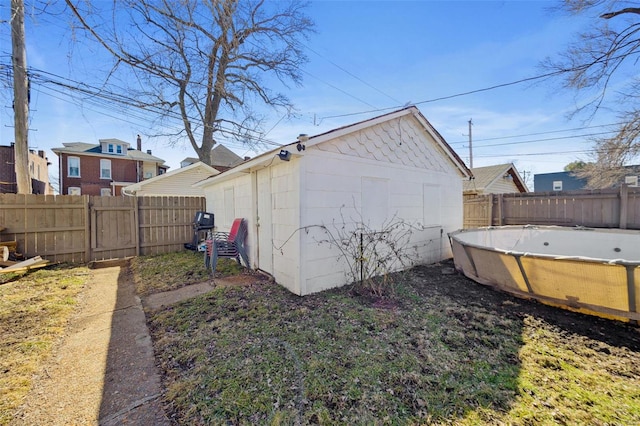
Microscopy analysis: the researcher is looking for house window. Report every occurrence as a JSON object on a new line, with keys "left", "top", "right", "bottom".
{"left": 116, "top": 145, "right": 123, "bottom": 154}
{"left": 100, "top": 159, "right": 112, "bottom": 179}
{"left": 553, "top": 181, "right": 563, "bottom": 191}
{"left": 100, "top": 187, "right": 112, "bottom": 196}
{"left": 108, "top": 144, "right": 114, "bottom": 153}
{"left": 624, "top": 176, "right": 638, "bottom": 187}
{"left": 68, "top": 157, "right": 80, "bottom": 177}
{"left": 144, "top": 171, "right": 153, "bottom": 179}
{"left": 68, "top": 187, "right": 81, "bottom": 195}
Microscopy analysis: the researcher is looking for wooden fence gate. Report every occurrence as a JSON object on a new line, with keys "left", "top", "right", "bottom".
{"left": 0, "top": 194, "right": 206, "bottom": 263}
{"left": 90, "top": 196, "right": 139, "bottom": 260}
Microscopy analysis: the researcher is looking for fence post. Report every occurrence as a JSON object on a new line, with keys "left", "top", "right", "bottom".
{"left": 497, "top": 193, "right": 503, "bottom": 226}
{"left": 84, "top": 195, "right": 91, "bottom": 262}
{"left": 134, "top": 196, "right": 140, "bottom": 256}
{"left": 620, "top": 184, "right": 628, "bottom": 229}
{"left": 487, "top": 194, "right": 493, "bottom": 227}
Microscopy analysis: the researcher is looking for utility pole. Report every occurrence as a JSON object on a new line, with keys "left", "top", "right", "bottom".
{"left": 468, "top": 118, "right": 473, "bottom": 168}
{"left": 11, "top": 0, "right": 32, "bottom": 194}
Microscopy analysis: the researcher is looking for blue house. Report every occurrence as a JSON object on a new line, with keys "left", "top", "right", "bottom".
{"left": 534, "top": 171, "right": 587, "bottom": 192}
{"left": 534, "top": 166, "right": 640, "bottom": 192}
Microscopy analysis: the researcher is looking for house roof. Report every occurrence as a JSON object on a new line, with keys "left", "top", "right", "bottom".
{"left": 194, "top": 106, "right": 471, "bottom": 187}
{"left": 52, "top": 140, "right": 166, "bottom": 164}
{"left": 181, "top": 144, "right": 244, "bottom": 169}
{"left": 463, "top": 163, "right": 528, "bottom": 194}
{"left": 122, "top": 161, "right": 219, "bottom": 196}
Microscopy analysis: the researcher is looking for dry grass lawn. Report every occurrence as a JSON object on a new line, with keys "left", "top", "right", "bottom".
{"left": 0, "top": 265, "right": 90, "bottom": 425}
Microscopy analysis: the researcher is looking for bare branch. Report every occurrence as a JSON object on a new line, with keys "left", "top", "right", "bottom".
{"left": 601, "top": 7, "right": 640, "bottom": 19}
{"left": 544, "top": 1, "right": 640, "bottom": 184}
{"left": 63, "top": 0, "right": 313, "bottom": 165}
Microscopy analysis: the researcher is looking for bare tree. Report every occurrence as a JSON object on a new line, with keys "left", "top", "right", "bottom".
{"left": 64, "top": 0, "right": 313, "bottom": 165}
{"left": 544, "top": 1, "right": 640, "bottom": 188}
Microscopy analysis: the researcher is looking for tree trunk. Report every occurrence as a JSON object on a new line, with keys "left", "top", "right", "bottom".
{"left": 11, "top": 0, "right": 31, "bottom": 194}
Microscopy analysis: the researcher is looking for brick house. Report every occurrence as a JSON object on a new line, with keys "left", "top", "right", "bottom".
{"left": 52, "top": 137, "right": 168, "bottom": 196}
{"left": 0, "top": 144, "right": 54, "bottom": 194}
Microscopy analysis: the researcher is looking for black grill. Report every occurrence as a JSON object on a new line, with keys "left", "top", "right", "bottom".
{"left": 185, "top": 211, "right": 215, "bottom": 250}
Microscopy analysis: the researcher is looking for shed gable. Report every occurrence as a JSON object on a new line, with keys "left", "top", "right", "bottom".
{"left": 315, "top": 115, "right": 451, "bottom": 173}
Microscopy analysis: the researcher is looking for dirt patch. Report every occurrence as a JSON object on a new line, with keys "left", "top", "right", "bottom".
{"left": 142, "top": 271, "right": 271, "bottom": 311}
{"left": 406, "top": 262, "right": 640, "bottom": 350}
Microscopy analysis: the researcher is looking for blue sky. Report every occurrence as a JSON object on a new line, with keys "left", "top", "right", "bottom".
{"left": 0, "top": 1, "right": 624, "bottom": 189}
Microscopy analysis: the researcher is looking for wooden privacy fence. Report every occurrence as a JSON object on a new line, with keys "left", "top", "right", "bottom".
{"left": 464, "top": 186, "right": 640, "bottom": 229}
{"left": 0, "top": 194, "right": 206, "bottom": 263}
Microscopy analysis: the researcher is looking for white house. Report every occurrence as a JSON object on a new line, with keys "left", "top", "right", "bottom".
{"left": 122, "top": 161, "right": 219, "bottom": 196}
{"left": 195, "top": 107, "right": 471, "bottom": 295}
{"left": 463, "top": 163, "right": 528, "bottom": 199}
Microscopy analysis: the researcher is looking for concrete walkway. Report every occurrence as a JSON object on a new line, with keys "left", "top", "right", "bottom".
{"left": 14, "top": 263, "right": 169, "bottom": 425}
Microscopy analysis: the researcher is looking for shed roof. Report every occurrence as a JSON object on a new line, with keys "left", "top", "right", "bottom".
{"left": 463, "top": 163, "right": 528, "bottom": 194}
{"left": 195, "top": 106, "right": 471, "bottom": 187}
{"left": 123, "top": 161, "right": 220, "bottom": 196}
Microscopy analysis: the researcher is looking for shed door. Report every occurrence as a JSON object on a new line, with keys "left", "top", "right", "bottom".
{"left": 256, "top": 168, "right": 273, "bottom": 273}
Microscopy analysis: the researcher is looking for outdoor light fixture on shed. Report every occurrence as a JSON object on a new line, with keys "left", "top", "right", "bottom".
{"left": 278, "top": 150, "right": 291, "bottom": 161}
{"left": 297, "top": 133, "right": 308, "bottom": 152}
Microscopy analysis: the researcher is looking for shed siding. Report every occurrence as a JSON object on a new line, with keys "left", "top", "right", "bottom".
{"left": 135, "top": 167, "right": 213, "bottom": 196}
{"left": 201, "top": 108, "right": 466, "bottom": 296}
{"left": 487, "top": 179, "right": 519, "bottom": 194}
{"left": 268, "top": 159, "right": 301, "bottom": 294}
{"left": 299, "top": 134, "right": 462, "bottom": 295}
{"left": 202, "top": 173, "right": 253, "bottom": 260}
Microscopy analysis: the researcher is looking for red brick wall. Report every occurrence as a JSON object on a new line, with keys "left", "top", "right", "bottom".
{"left": 60, "top": 154, "right": 141, "bottom": 196}
{"left": 0, "top": 145, "right": 51, "bottom": 194}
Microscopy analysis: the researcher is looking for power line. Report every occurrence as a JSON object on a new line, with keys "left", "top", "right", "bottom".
{"left": 470, "top": 131, "right": 617, "bottom": 149}
{"left": 1, "top": 62, "right": 285, "bottom": 148}
{"left": 301, "top": 69, "right": 379, "bottom": 110}
{"left": 302, "top": 42, "right": 402, "bottom": 105}
{"left": 448, "top": 122, "right": 626, "bottom": 145}
{"left": 475, "top": 149, "right": 588, "bottom": 158}
{"left": 318, "top": 69, "right": 570, "bottom": 121}
{"left": 318, "top": 52, "right": 640, "bottom": 121}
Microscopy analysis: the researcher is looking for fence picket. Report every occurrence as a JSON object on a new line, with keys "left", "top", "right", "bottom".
{"left": 0, "top": 194, "right": 205, "bottom": 262}
{"left": 464, "top": 186, "right": 640, "bottom": 230}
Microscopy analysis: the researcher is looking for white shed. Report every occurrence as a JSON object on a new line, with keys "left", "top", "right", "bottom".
{"left": 122, "top": 161, "right": 219, "bottom": 196}
{"left": 195, "top": 107, "right": 471, "bottom": 295}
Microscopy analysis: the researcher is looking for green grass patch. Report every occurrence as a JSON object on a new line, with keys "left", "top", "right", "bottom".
{"left": 146, "top": 259, "right": 640, "bottom": 425}
{"left": 131, "top": 250, "right": 245, "bottom": 296}
{"left": 0, "top": 265, "right": 89, "bottom": 425}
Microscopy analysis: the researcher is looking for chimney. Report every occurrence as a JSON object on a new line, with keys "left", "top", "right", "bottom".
{"left": 147, "top": 149, "right": 152, "bottom": 155}
{"left": 137, "top": 134, "right": 142, "bottom": 151}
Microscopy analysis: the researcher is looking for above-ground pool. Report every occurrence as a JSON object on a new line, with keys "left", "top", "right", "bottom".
{"left": 449, "top": 225, "right": 640, "bottom": 322}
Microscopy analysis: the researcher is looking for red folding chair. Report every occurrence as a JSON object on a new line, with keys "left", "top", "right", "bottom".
{"left": 204, "top": 218, "right": 249, "bottom": 272}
